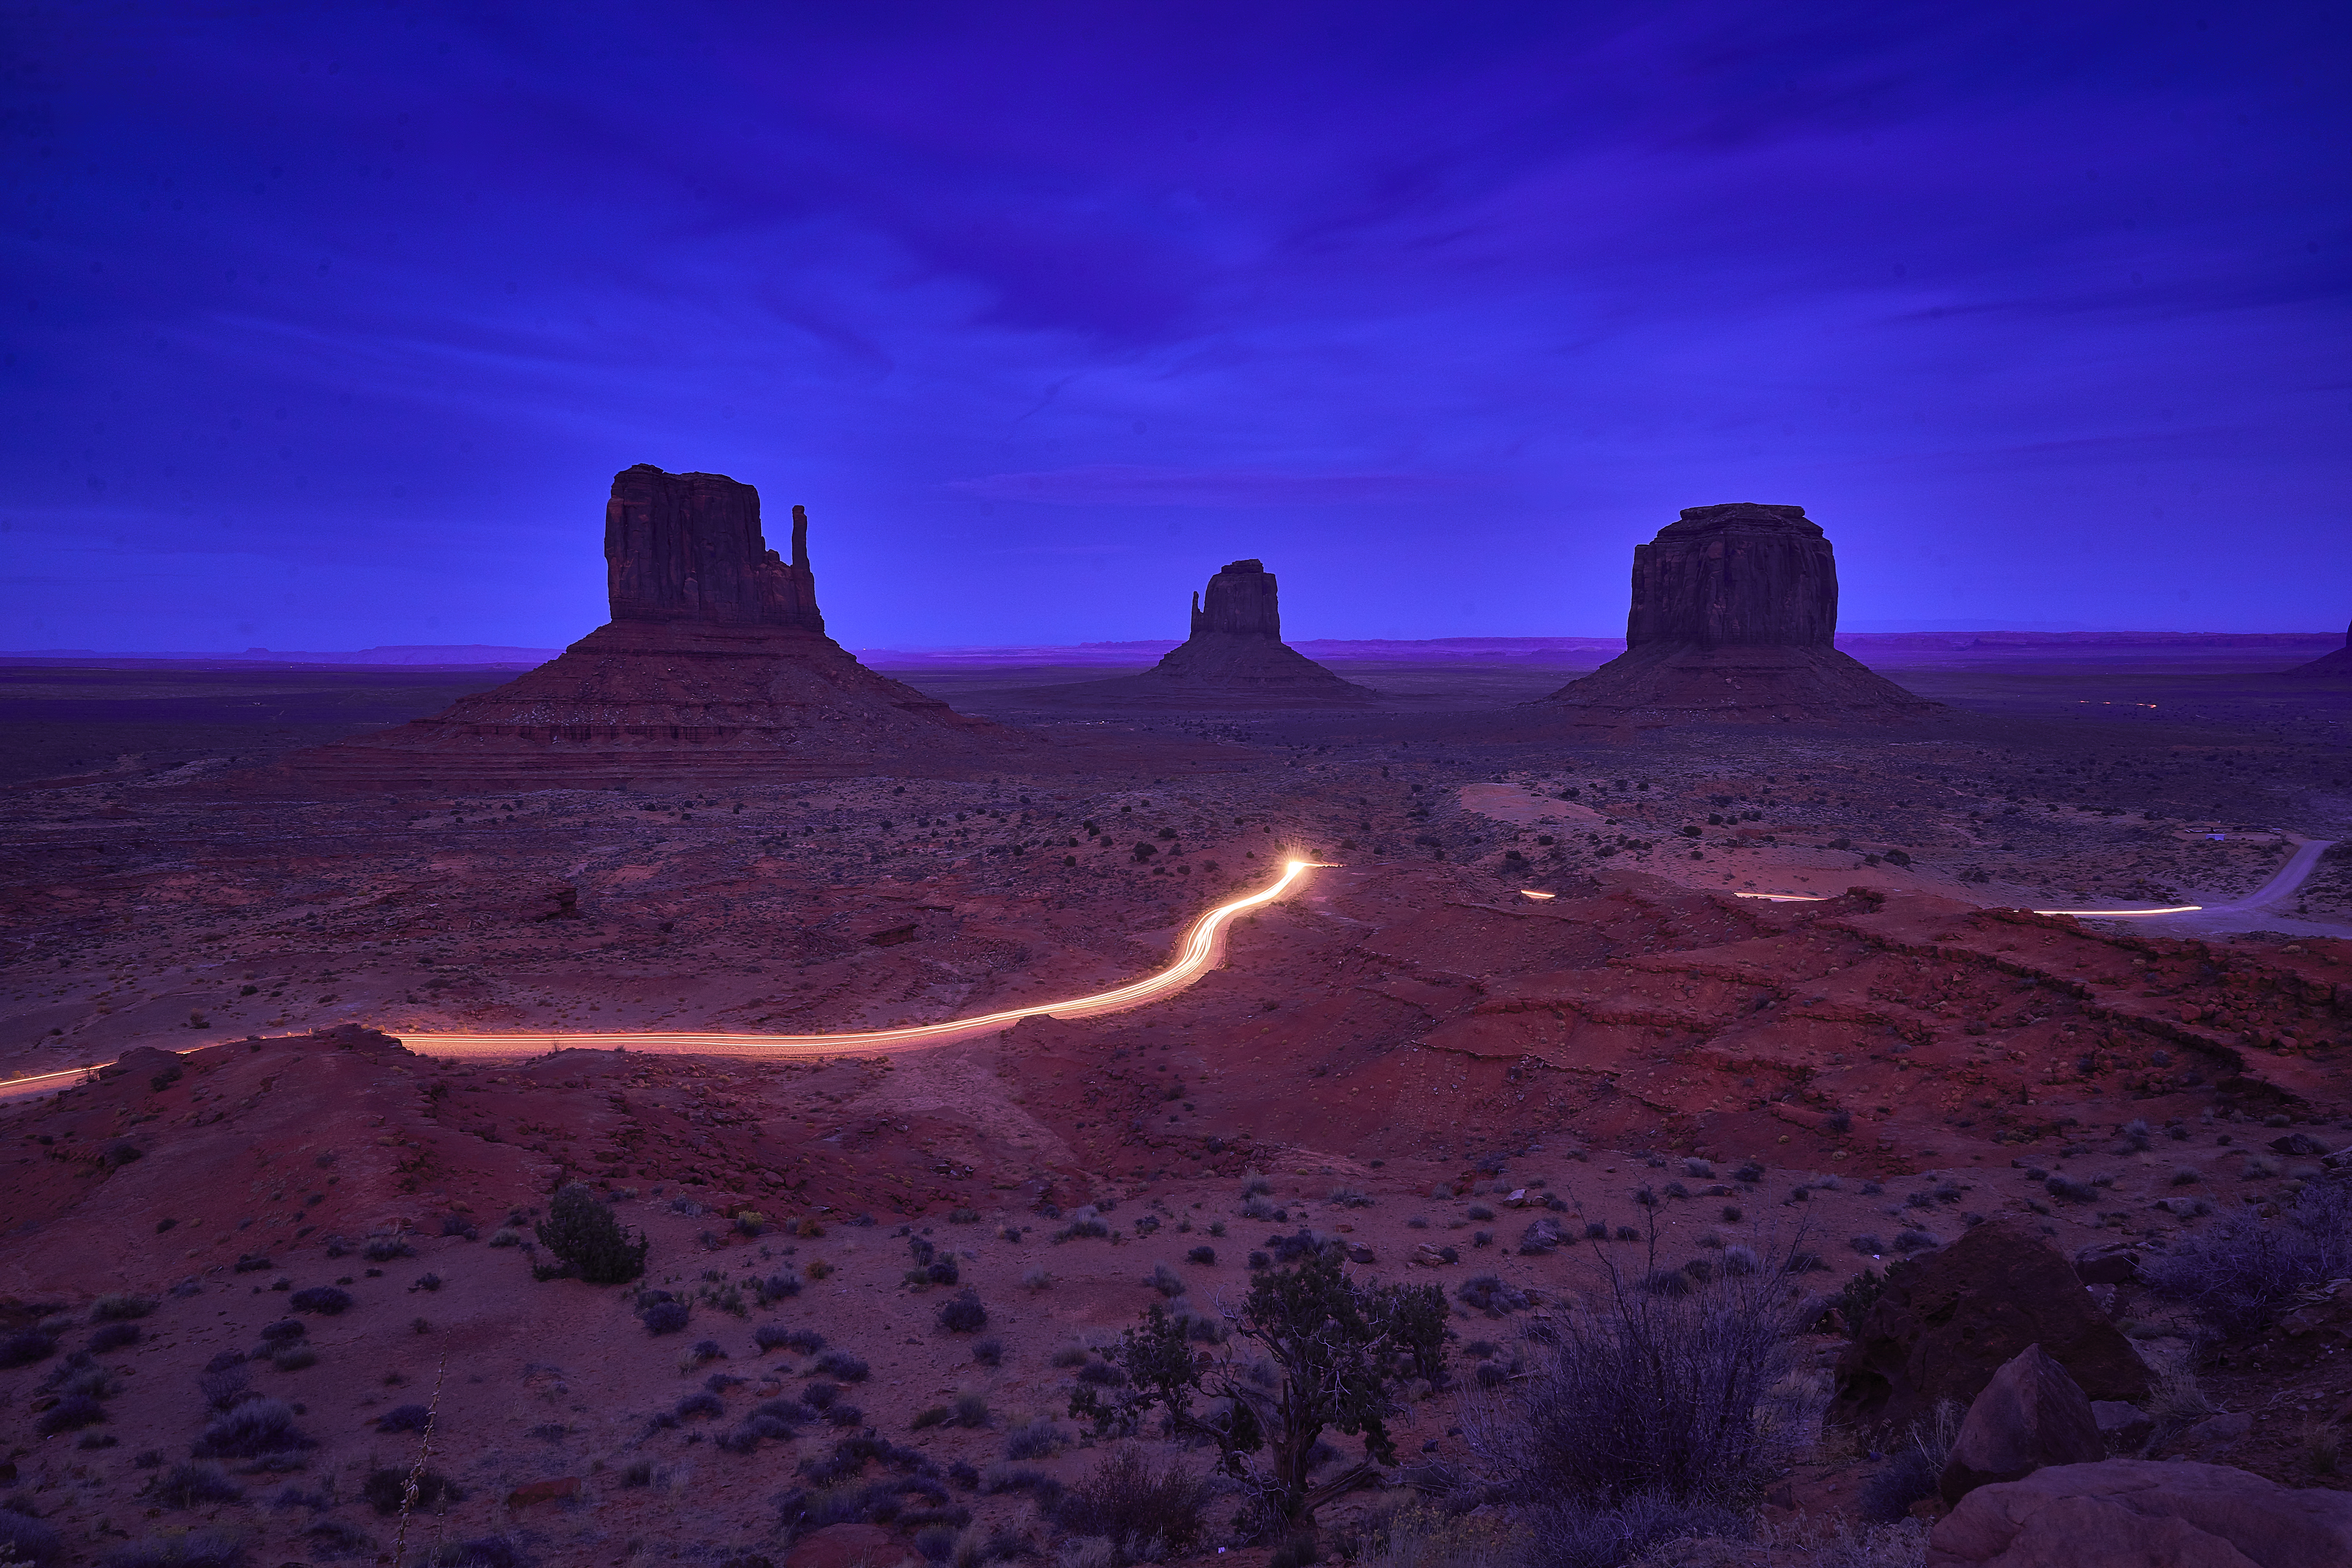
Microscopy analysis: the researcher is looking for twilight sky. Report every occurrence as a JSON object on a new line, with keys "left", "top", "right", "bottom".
{"left": 3, "top": 1, "right": 2345, "bottom": 650}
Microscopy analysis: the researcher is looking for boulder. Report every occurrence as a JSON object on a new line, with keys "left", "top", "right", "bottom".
{"left": 1925, "top": 1459, "right": 2352, "bottom": 1567}
{"left": 1835, "top": 1218, "right": 2152, "bottom": 1430}
{"left": 1542, "top": 503, "right": 1933, "bottom": 721}
{"left": 2180, "top": 1412, "right": 2252, "bottom": 1453}
{"left": 1938, "top": 1345, "right": 2104, "bottom": 1503}
{"left": 786, "top": 1523, "right": 920, "bottom": 1568}
{"left": 2091, "top": 1401, "right": 2153, "bottom": 1450}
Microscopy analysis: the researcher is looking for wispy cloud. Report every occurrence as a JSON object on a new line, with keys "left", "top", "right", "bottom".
{"left": 947, "top": 465, "right": 1463, "bottom": 508}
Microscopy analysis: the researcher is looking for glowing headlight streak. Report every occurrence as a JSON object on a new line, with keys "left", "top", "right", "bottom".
{"left": 0, "top": 860, "right": 1332, "bottom": 1101}
{"left": 2029, "top": 904, "right": 2203, "bottom": 917}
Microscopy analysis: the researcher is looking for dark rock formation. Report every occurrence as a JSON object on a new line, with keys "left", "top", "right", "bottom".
{"left": 1925, "top": 1459, "right": 2352, "bottom": 1567}
{"left": 1021, "top": 558, "right": 1379, "bottom": 709}
{"left": 1835, "top": 1219, "right": 2153, "bottom": 1432}
{"left": 2283, "top": 621, "right": 2352, "bottom": 677}
{"left": 1542, "top": 503, "right": 1933, "bottom": 721}
{"left": 605, "top": 465, "right": 822, "bottom": 630}
{"left": 1939, "top": 1344, "right": 2105, "bottom": 1504}
{"left": 287, "top": 466, "right": 1014, "bottom": 788}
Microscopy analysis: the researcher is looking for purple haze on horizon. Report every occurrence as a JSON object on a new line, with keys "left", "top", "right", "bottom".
{"left": 2, "top": 2, "right": 2345, "bottom": 651}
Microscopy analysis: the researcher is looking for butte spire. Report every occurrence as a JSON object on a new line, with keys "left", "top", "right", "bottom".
{"left": 1542, "top": 503, "right": 1933, "bottom": 722}
{"left": 289, "top": 465, "right": 1013, "bottom": 788}
{"left": 1024, "top": 557, "right": 1379, "bottom": 708}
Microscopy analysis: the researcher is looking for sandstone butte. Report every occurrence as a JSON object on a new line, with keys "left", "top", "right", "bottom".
{"left": 1542, "top": 501, "right": 1936, "bottom": 722}
{"left": 1021, "top": 557, "right": 1381, "bottom": 708}
{"left": 285, "top": 465, "right": 1018, "bottom": 788}
{"left": 2283, "top": 618, "right": 2352, "bottom": 677}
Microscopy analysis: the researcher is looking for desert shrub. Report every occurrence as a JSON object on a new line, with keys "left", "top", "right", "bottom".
{"left": 1005, "top": 1417, "right": 1067, "bottom": 1460}
{"left": 677, "top": 1390, "right": 726, "bottom": 1420}
{"left": 258, "top": 1319, "right": 305, "bottom": 1343}
{"left": 1828, "top": 1268, "right": 1886, "bottom": 1329}
{"left": 938, "top": 1290, "right": 989, "bottom": 1334}
{"left": 194, "top": 1397, "right": 313, "bottom": 1458}
{"left": 693, "top": 1338, "right": 729, "bottom": 1362}
{"left": 362, "top": 1233, "right": 414, "bottom": 1263}
{"left": 972, "top": 1337, "right": 1005, "bottom": 1367}
{"left": 815, "top": 1351, "right": 870, "bottom": 1382}
{"left": 1187, "top": 1245, "right": 1217, "bottom": 1266}
{"left": 535, "top": 1184, "right": 648, "bottom": 1284}
{"left": 1074, "top": 1248, "right": 1445, "bottom": 1526}
{"left": 36, "top": 1393, "right": 107, "bottom": 1433}
{"left": 1466, "top": 1238, "right": 1818, "bottom": 1521}
{"left": 155, "top": 1460, "right": 245, "bottom": 1507}
{"left": 303, "top": 1519, "right": 376, "bottom": 1560}
{"left": 1859, "top": 1397, "right": 1963, "bottom": 1523}
{"left": 423, "top": 1537, "right": 524, "bottom": 1568}
{"left": 99, "top": 1532, "right": 247, "bottom": 1568}
{"left": 362, "top": 1465, "right": 457, "bottom": 1516}
{"left": 980, "top": 1462, "right": 1065, "bottom": 1499}
{"left": 90, "top": 1294, "right": 156, "bottom": 1323}
{"left": 953, "top": 1392, "right": 990, "bottom": 1428}
{"left": 1148, "top": 1264, "right": 1186, "bottom": 1298}
{"left": 1894, "top": 1230, "right": 1936, "bottom": 1254}
{"left": 640, "top": 1297, "right": 691, "bottom": 1335}
{"left": 1052, "top": 1446, "right": 1211, "bottom": 1559}
{"left": 913, "top": 1405, "right": 951, "bottom": 1430}
{"left": 757, "top": 1270, "right": 803, "bottom": 1303}
{"left": 1025, "top": 1268, "right": 1055, "bottom": 1292}
{"left": 1849, "top": 1235, "right": 1886, "bottom": 1257}
{"left": 804, "top": 1381, "right": 842, "bottom": 1410}
{"left": 1243, "top": 1176, "right": 1274, "bottom": 1197}
{"left": 0, "top": 1330, "right": 57, "bottom": 1368}
{"left": 0, "top": 1508, "right": 62, "bottom": 1564}
{"left": 1519, "top": 1492, "right": 1746, "bottom": 1568}
{"left": 2147, "top": 1182, "right": 2352, "bottom": 1336}
{"left": 1466, "top": 1203, "right": 1496, "bottom": 1222}
{"left": 288, "top": 1286, "right": 352, "bottom": 1316}
{"left": 376, "top": 1403, "right": 432, "bottom": 1434}
{"left": 272, "top": 1345, "right": 318, "bottom": 1370}
{"left": 1639, "top": 1269, "right": 1692, "bottom": 1300}
{"left": 199, "top": 1367, "right": 251, "bottom": 1411}
{"left": 89, "top": 1321, "right": 142, "bottom": 1353}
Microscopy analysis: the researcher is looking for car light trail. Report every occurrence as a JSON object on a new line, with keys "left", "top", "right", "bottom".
{"left": 2030, "top": 904, "right": 2203, "bottom": 917}
{"left": 0, "top": 860, "right": 1330, "bottom": 1100}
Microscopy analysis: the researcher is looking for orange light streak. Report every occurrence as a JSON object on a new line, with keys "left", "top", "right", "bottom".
{"left": 0, "top": 860, "right": 1329, "bottom": 1100}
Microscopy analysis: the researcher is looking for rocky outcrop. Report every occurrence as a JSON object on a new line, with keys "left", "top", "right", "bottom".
{"left": 1835, "top": 1219, "right": 2152, "bottom": 1431}
{"left": 605, "top": 465, "right": 821, "bottom": 630}
{"left": 2283, "top": 622, "right": 2352, "bottom": 678}
{"left": 286, "top": 466, "right": 1016, "bottom": 788}
{"left": 1939, "top": 1345, "right": 2106, "bottom": 1503}
{"left": 1926, "top": 1459, "right": 2352, "bottom": 1567}
{"left": 1020, "top": 558, "right": 1379, "bottom": 709}
{"left": 1543, "top": 503, "right": 1933, "bottom": 722}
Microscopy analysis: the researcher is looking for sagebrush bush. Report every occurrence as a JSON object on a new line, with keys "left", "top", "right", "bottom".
{"left": 972, "top": 1336, "right": 1004, "bottom": 1367}
{"left": 0, "top": 1330, "right": 56, "bottom": 1368}
{"left": 1859, "top": 1397, "right": 1962, "bottom": 1523}
{"left": 99, "top": 1530, "right": 247, "bottom": 1568}
{"left": 1466, "top": 1238, "right": 1817, "bottom": 1514}
{"left": 640, "top": 1297, "right": 691, "bottom": 1335}
{"left": 2148, "top": 1182, "right": 2352, "bottom": 1336}
{"left": 304, "top": 1519, "right": 376, "bottom": 1560}
{"left": 1005, "top": 1416, "right": 1065, "bottom": 1459}
{"left": 814, "top": 1351, "right": 869, "bottom": 1382}
{"left": 194, "top": 1396, "right": 314, "bottom": 1458}
{"left": 1052, "top": 1446, "right": 1211, "bottom": 1559}
{"left": 535, "top": 1184, "right": 648, "bottom": 1284}
{"left": 938, "top": 1290, "right": 988, "bottom": 1334}
{"left": 90, "top": 1294, "right": 156, "bottom": 1323}
{"left": 36, "top": 1393, "right": 107, "bottom": 1434}
{"left": 0, "top": 1508, "right": 61, "bottom": 1565}
{"left": 1147, "top": 1263, "right": 1185, "bottom": 1298}
{"left": 288, "top": 1286, "right": 352, "bottom": 1316}
{"left": 155, "top": 1461, "right": 244, "bottom": 1508}
{"left": 376, "top": 1404, "right": 432, "bottom": 1434}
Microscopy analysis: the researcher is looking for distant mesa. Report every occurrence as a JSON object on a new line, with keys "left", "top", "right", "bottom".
{"left": 2283, "top": 621, "right": 2352, "bottom": 678}
{"left": 1021, "top": 558, "right": 1380, "bottom": 708}
{"left": 1542, "top": 503, "right": 1935, "bottom": 722}
{"left": 287, "top": 465, "right": 1013, "bottom": 788}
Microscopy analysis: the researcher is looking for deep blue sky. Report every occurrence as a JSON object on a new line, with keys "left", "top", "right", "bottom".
{"left": 4, "top": 2, "right": 2345, "bottom": 650}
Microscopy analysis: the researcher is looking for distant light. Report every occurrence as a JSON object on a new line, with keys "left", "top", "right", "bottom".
{"left": 1519, "top": 889, "right": 1555, "bottom": 901}
{"left": 2030, "top": 905, "right": 2203, "bottom": 917}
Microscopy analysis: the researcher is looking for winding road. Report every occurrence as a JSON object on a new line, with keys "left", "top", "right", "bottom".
{"left": 0, "top": 859, "right": 1328, "bottom": 1103}
{"left": 1, "top": 840, "right": 2340, "bottom": 1107}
